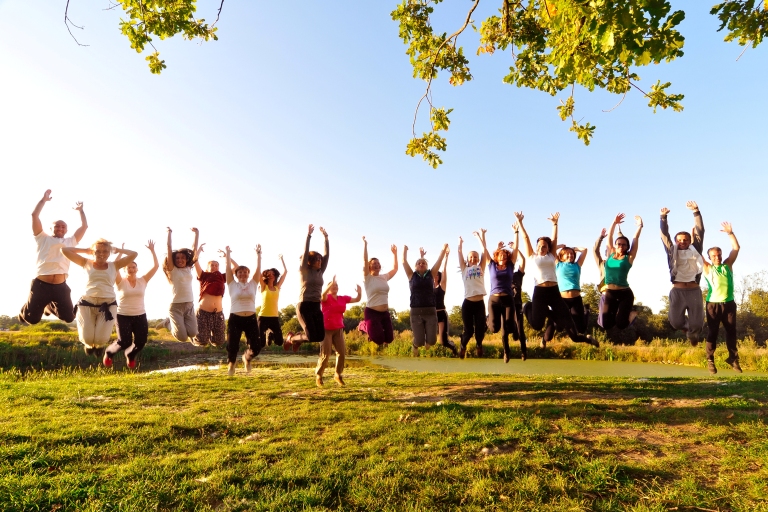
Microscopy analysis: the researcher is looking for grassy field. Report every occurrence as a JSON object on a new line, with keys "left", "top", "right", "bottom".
{"left": 1, "top": 364, "right": 768, "bottom": 511}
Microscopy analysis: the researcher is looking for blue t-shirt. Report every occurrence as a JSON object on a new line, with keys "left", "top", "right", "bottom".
{"left": 555, "top": 261, "right": 581, "bottom": 292}
{"left": 489, "top": 261, "right": 514, "bottom": 296}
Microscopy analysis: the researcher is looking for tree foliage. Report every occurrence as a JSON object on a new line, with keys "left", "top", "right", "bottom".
{"left": 392, "top": 0, "right": 766, "bottom": 165}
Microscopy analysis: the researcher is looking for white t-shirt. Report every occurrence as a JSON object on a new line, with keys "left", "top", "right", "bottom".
{"left": 229, "top": 280, "right": 258, "bottom": 314}
{"left": 672, "top": 246, "right": 703, "bottom": 283}
{"left": 34, "top": 232, "right": 77, "bottom": 277}
{"left": 531, "top": 254, "right": 558, "bottom": 286}
{"left": 82, "top": 261, "right": 117, "bottom": 300}
{"left": 463, "top": 264, "right": 487, "bottom": 298}
{"left": 116, "top": 277, "right": 147, "bottom": 316}
{"left": 170, "top": 266, "right": 194, "bottom": 303}
{"left": 364, "top": 274, "right": 391, "bottom": 308}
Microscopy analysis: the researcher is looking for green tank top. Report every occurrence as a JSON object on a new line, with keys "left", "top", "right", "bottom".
{"left": 604, "top": 254, "right": 632, "bottom": 287}
{"left": 705, "top": 264, "right": 734, "bottom": 303}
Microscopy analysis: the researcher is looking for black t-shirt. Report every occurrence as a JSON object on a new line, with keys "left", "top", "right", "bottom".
{"left": 434, "top": 286, "right": 446, "bottom": 310}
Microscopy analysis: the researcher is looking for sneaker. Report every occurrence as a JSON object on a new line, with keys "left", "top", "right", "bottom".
{"left": 539, "top": 338, "right": 547, "bottom": 349}
{"left": 190, "top": 337, "right": 206, "bottom": 347}
{"left": 459, "top": 346, "right": 466, "bottom": 360}
{"left": 334, "top": 373, "right": 345, "bottom": 386}
{"left": 292, "top": 339, "right": 302, "bottom": 353}
{"left": 476, "top": 345, "right": 484, "bottom": 358}
{"left": 242, "top": 354, "right": 252, "bottom": 374}
{"left": 725, "top": 357, "right": 743, "bottom": 373}
{"left": 159, "top": 318, "right": 171, "bottom": 330}
{"left": 126, "top": 359, "right": 137, "bottom": 370}
{"left": 316, "top": 374, "right": 324, "bottom": 387}
{"left": 707, "top": 359, "right": 717, "bottom": 375}
{"left": 586, "top": 335, "right": 599, "bottom": 348}
{"left": 102, "top": 353, "right": 113, "bottom": 368}
{"left": 283, "top": 333, "right": 294, "bottom": 352}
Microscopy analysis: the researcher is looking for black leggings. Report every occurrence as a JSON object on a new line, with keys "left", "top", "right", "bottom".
{"left": 460, "top": 299, "right": 487, "bottom": 349}
{"left": 106, "top": 313, "right": 149, "bottom": 361}
{"left": 19, "top": 279, "right": 76, "bottom": 324}
{"left": 294, "top": 301, "right": 325, "bottom": 342}
{"left": 488, "top": 294, "right": 522, "bottom": 355}
{"left": 544, "top": 295, "right": 589, "bottom": 341}
{"left": 705, "top": 301, "right": 738, "bottom": 361}
{"left": 436, "top": 310, "right": 457, "bottom": 352}
{"left": 257, "top": 316, "right": 284, "bottom": 346}
{"left": 603, "top": 288, "right": 634, "bottom": 330}
{"left": 227, "top": 314, "right": 262, "bottom": 363}
{"left": 526, "top": 286, "right": 592, "bottom": 344}
{"left": 512, "top": 301, "right": 527, "bottom": 343}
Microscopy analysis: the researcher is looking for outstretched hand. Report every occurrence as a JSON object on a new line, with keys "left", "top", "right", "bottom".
{"left": 419, "top": 247, "right": 426, "bottom": 258}
{"left": 308, "top": 224, "right": 315, "bottom": 235}
{"left": 197, "top": 243, "right": 206, "bottom": 254}
{"left": 660, "top": 207, "right": 670, "bottom": 216}
{"left": 319, "top": 227, "right": 328, "bottom": 237}
{"left": 166, "top": 226, "right": 172, "bottom": 234}
{"left": 720, "top": 221, "right": 733, "bottom": 235}
{"left": 614, "top": 213, "right": 625, "bottom": 225}
{"left": 73, "top": 201, "right": 84, "bottom": 212}
{"left": 42, "top": 189, "right": 52, "bottom": 202}
{"left": 217, "top": 249, "right": 226, "bottom": 258}
{"left": 362, "top": 236, "right": 367, "bottom": 243}
{"left": 390, "top": 244, "right": 397, "bottom": 254}
{"left": 513, "top": 221, "right": 521, "bottom": 232}
{"left": 686, "top": 200, "right": 699, "bottom": 212}
{"left": 146, "top": 240, "right": 155, "bottom": 251}
{"left": 225, "top": 246, "right": 232, "bottom": 255}
{"left": 514, "top": 211, "right": 524, "bottom": 222}
{"left": 635, "top": 216, "right": 643, "bottom": 227}
{"left": 356, "top": 284, "right": 362, "bottom": 294}
{"left": 191, "top": 227, "right": 199, "bottom": 234}
{"left": 600, "top": 228, "right": 607, "bottom": 238}
{"left": 255, "top": 244, "right": 262, "bottom": 255}
{"left": 548, "top": 212, "right": 560, "bottom": 224}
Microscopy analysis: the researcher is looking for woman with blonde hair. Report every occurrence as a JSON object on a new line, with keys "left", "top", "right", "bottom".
{"left": 317, "top": 276, "right": 361, "bottom": 386}
{"left": 224, "top": 246, "right": 262, "bottom": 376}
{"left": 360, "top": 237, "right": 398, "bottom": 346}
{"left": 160, "top": 227, "right": 199, "bottom": 342}
{"left": 61, "top": 239, "right": 137, "bottom": 361}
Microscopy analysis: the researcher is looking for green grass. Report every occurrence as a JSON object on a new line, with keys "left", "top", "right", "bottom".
{"left": 1, "top": 367, "right": 767, "bottom": 511}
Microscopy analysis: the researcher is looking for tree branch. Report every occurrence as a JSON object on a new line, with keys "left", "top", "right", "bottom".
{"left": 64, "top": 0, "right": 89, "bottom": 47}
{"left": 212, "top": 0, "right": 225, "bottom": 28}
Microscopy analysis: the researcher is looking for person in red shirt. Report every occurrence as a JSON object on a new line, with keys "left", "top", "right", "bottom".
{"left": 316, "top": 275, "right": 361, "bottom": 387}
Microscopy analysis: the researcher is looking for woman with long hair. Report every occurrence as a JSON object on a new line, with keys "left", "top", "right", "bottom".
{"left": 224, "top": 245, "right": 262, "bottom": 376}
{"left": 516, "top": 211, "right": 598, "bottom": 348}
{"left": 104, "top": 240, "right": 159, "bottom": 368}
{"left": 602, "top": 213, "right": 643, "bottom": 330}
{"left": 540, "top": 243, "right": 590, "bottom": 345}
{"left": 360, "top": 237, "right": 398, "bottom": 346}
{"left": 257, "top": 253, "right": 288, "bottom": 348}
{"left": 481, "top": 228, "right": 520, "bottom": 362}
{"left": 161, "top": 227, "right": 199, "bottom": 342}
{"left": 61, "top": 239, "right": 137, "bottom": 361}
{"left": 458, "top": 231, "right": 488, "bottom": 358}
{"left": 434, "top": 248, "right": 458, "bottom": 355}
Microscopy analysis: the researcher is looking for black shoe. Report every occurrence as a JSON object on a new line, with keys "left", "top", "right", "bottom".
{"left": 725, "top": 357, "right": 743, "bottom": 373}
{"left": 707, "top": 359, "right": 717, "bottom": 375}
{"left": 689, "top": 338, "right": 699, "bottom": 347}
{"left": 459, "top": 346, "right": 466, "bottom": 360}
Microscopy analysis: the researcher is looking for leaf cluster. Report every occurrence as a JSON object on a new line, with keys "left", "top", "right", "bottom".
{"left": 711, "top": 0, "right": 768, "bottom": 47}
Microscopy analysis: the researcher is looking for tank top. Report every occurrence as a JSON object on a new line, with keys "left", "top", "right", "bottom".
{"left": 409, "top": 272, "right": 436, "bottom": 308}
{"left": 434, "top": 286, "right": 446, "bottom": 310}
{"left": 531, "top": 254, "right": 557, "bottom": 286}
{"left": 364, "top": 274, "right": 390, "bottom": 308}
{"left": 116, "top": 277, "right": 147, "bottom": 316}
{"left": 489, "top": 261, "right": 514, "bottom": 295}
{"left": 604, "top": 254, "right": 632, "bottom": 288}
{"left": 170, "top": 266, "right": 194, "bottom": 303}
{"left": 260, "top": 286, "right": 280, "bottom": 317}
{"left": 705, "top": 264, "right": 734, "bottom": 303}
{"left": 462, "top": 264, "right": 487, "bottom": 298}
{"left": 82, "top": 261, "right": 117, "bottom": 300}
{"left": 555, "top": 261, "right": 581, "bottom": 292}
{"left": 229, "top": 280, "right": 258, "bottom": 314}
{"left": 512, "top": 270, "right": 524, "bottom": 305}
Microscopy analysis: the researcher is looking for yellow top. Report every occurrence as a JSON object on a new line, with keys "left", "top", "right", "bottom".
{"left": 260, "top": 286, "right": 280, "bottom": 317}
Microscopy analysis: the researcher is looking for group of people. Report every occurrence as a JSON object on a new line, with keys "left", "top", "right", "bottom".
{"left": 20, "top": 190, "right": 743, "bottom": 383}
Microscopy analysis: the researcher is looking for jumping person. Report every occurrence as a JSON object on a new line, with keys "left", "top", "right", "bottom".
{"left": 402, "top": 243, "right": 449, "bottom": 357}
{"left": 435, "top": 248, "right": 459, "bottom": 355}
{"left": 257, "top": 253, "right": 288, "bottom": 348}
{"left": 286, "top": 224, "right": 329, "bottom": 351}
{"left": 193, "top": 243, "right": 226, "bottom": 347}
{"left": 61, "top": 240, "right": 137, "bottom": 359}
{"left": 316, "top": 276, "right": 362, "bottom": 386}
{"left": 541, "top": 242, "right": 590, "bottom": 345}
{"left": 516, "top": 211, "right": 598, "bottom": 348}
{"left": 702, "top": 222, "right": 741, "bottom": 374}
{"left": 602, "top": 214, "right": 643, "bottom": 330}
{"left": 511, "top": 244, "right": 527, "bottom": 351}
{"left": 660, "top": 201, "right": 705, "bottom": 345}
{"left": 484, "top": 230, "right": 522, "bottom": 362}
{"left": 104, "top": 240, "right": 159, "bottom": 368}
{"left": 224, "top": 246, "right": 262, "bottom": 376}
{"left": 360, "top": 237, "right": 398, "bottom": 346}
{"left": 20, "top": 189, "right": 88, "bottom": 325}
{"left": 161, "top": 227, "right": 199, "bottom": 342}
{"left": 458, "top": 231, "right": 489, "bottom": 358}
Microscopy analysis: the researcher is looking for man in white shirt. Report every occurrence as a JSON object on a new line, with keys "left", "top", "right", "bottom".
{"left": 660, "top": 200, "right": 704, "bottom": 346}
{"left": 18, "top": 189, "right": 88, "bottom": 324}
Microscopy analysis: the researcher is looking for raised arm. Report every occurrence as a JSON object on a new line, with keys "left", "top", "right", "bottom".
{"left": 276, "top": 254, "right": 288, "bottom": 288}
{"left": 574, "top": 247, "right": 588, "bottom": 267}
{"left": 514, "top": 212, "right": 534, "bottom": 257}
{"left": 165, "top": 227, "right": 174, "bottom": 273}
{"left": 688, "top": 201, "right": 704, "bottom": 253}
{"left": 607, "top": 213, "right": 625, "bottom": 255}
{"left": 61, "top": 247, "right": 89, "bottom": 267}
{"left": 386, "top": 244, "right": 399, "bottom": 279}
{"left": 350, "top": 284, "right": 362, "bottom": 303}
{"left": 31, "top": 190, "right": 51, "bottom": 236}
{"left": 548, "top": 212, "right": 560, "bottom": 249}
{"left": 628, "top": 216, "right": 643, "bottom": 264}
{"left": 659, "top": 207, "right": 673, "bottom": 253}
{"left": 431, "top": 243, "right": 449, "bottom": 280}
{"left": 193, "top": 243, "right": 206, "bottom": 277}
{"left": 142, "top": 240, "right": 160, "bottom": 282}
{"left": 225, "top": 246, "right": 234, "bottom": 285}
{"left": 402, "top": 245, "right": 413, "bottom": 279}
{"left": 113, "top": 247, "right": 139, "bottom": 271}
{"left": 457, "top": 236, "right": 466, "bottom": 271}
{"left": 322, "top": 275, "right": 336, "bottom": 302}
{"left": 474, "top": 229, "right": 489, "bottom": 268}
{"left": 512, "top": 222, "right": 520, "bottom": 265}
{"left": 301, "top": 224, "right": 314, "bottom": 268}
{"left": 721, "top": 222, "right": 740, "bottom": 266}
{"left": 72, "top": 201, "right": 88, "bottom": 243}
{"left": 440, "top": 246, "right": 449, "bottom": 291}
{"left": 517, "top": 250, "right": 526, "bottom": 273}
{"left": 319, "top": 227, "right": 330, "bottom": 272}
{"left": 362, "top": 236, "right": 370, "bottom": 276}
{"left": 253, "top": 245, "right": 262, "bottom": 283}
{"left": 594, "top": 229, "right": 606, "bottom": 268}
{"left": 191, "top": 227, "right": 200, "bottom": 260}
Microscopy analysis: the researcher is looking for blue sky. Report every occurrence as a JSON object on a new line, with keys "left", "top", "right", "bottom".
{"left": 1, "top": 0, "right": 766, "bottom": 320}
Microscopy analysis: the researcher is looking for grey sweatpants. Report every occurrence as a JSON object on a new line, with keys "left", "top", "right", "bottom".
{"left": 169, "top": 302, "right": 198, "bottom": 342}
{"left": 668, "top": 287, "right": 705, "bottom": 343}
{"left": 410, "top": 307, "right": 437, "bottom": 348}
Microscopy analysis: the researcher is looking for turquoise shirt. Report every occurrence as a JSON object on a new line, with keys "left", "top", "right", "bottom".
{"left": 605, "top": 254, "right": 632, "bottom": 287}
{"left": 555, "top": 261, "right": 581, "bottom": 292}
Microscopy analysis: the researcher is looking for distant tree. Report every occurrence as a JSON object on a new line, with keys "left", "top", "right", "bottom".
{"left": 448, "top": 305, "right": 463, "bottom": 336}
